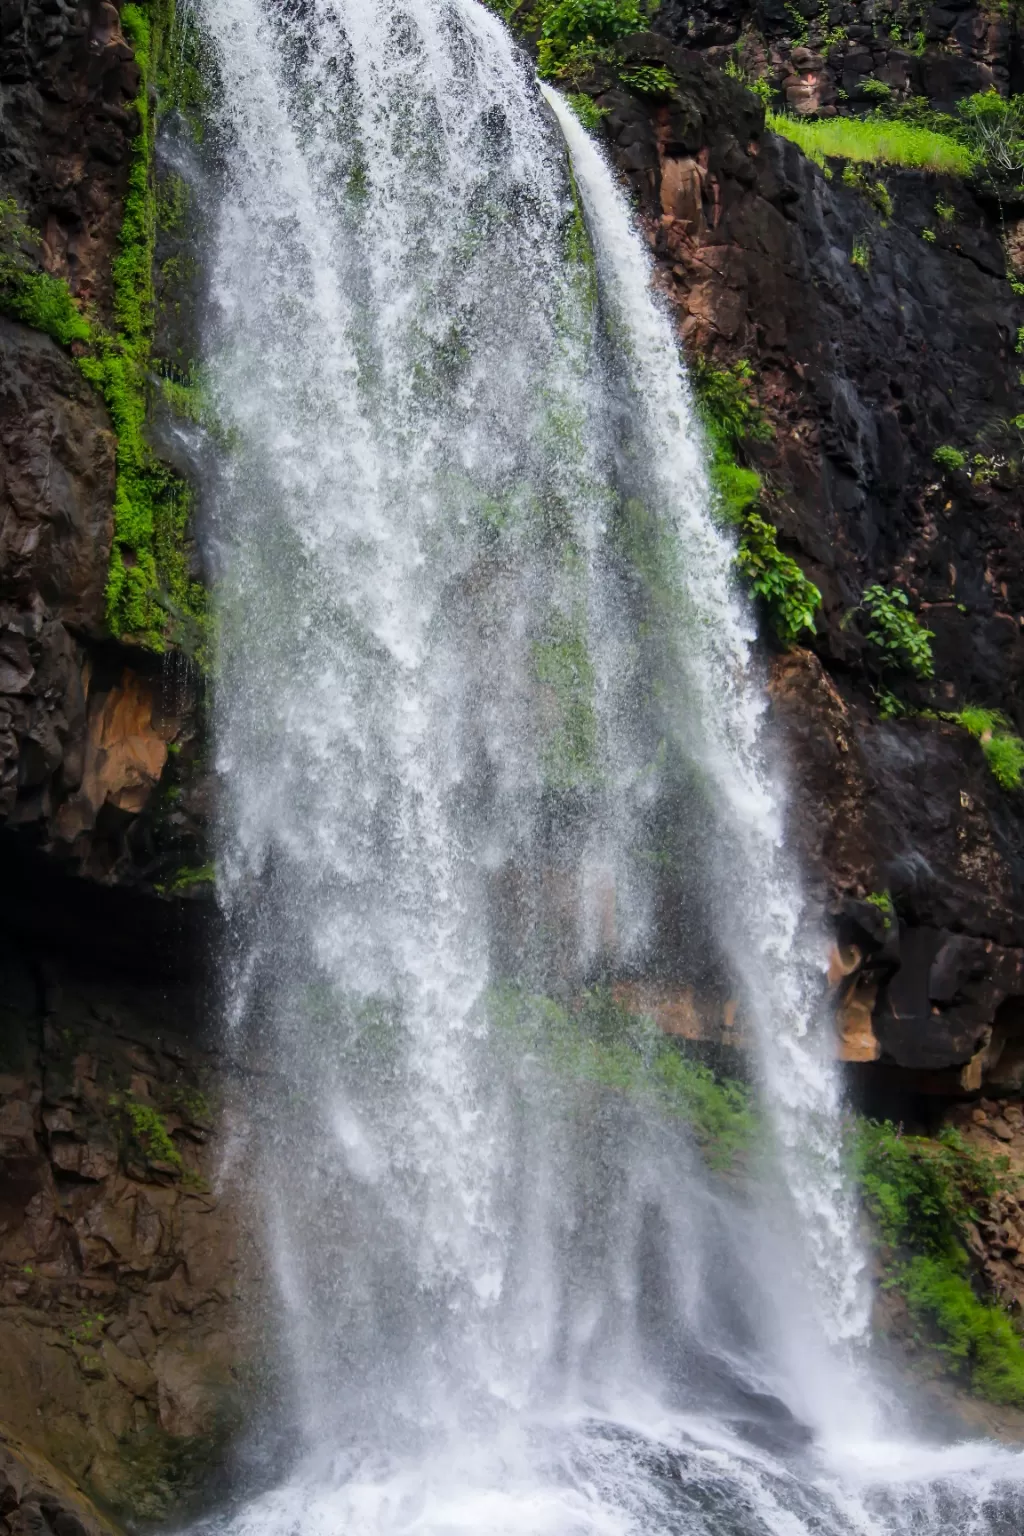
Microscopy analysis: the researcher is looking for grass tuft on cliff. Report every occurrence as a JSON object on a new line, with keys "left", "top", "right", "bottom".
{"left": 766, "top": 112, "right": 975, "bottom": 175}
{"left": 856, "top": 1119, "right": 1024, "bottom": 1405}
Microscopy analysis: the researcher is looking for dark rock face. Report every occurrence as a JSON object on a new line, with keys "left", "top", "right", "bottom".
{"left": 0, "top": 940, "right": 253, "bottom": 1525}
{"left": 0, "top": 314, "right": 209, "bottom": 891}
{"left": 1, "top": 0, "right": 140, "bottom": 316}
{"left": 1, "top": 0, "right": 211, "bottom": 896}
{"left": 588, "top": 36, "right": 1024, "bottom": 1090}
{"left": 0, "top": 1429, "right": 120, "bottom": 1536}
{"left": 654, "top": 0, "right": 1017, "bottom": 116}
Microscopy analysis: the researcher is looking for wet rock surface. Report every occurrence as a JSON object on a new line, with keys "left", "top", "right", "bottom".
{"left": 0, "top": 939, "right": 258, "bottom": 1526}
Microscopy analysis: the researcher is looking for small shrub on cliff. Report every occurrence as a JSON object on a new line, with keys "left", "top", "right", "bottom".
{"left": 618, "top": 64, "right": 677, "bottom": 98}
{"left": 861, "top": 584, "right": 935, "bottom": 679}
{"left": 957, "top": 91, "right": 1024, "bottom": 182}
{"left": 736, "top": 514, "right": 822, "bottom": 646}
{"left": 856, "top": 1121, "right": 1024, "bottom": 1405}
{"left": 690, "top": 356, "right": 821, "bottom": 645}
{"left": 933, "top": 444, "right": 966, "bottom": 471}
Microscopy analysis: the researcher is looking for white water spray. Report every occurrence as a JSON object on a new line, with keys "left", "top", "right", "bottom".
{"left": 188, "top": 0, "right": 1024, "bottom": 1528}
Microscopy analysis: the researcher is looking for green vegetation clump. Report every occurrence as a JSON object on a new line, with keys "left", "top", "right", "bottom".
{"left": 566, "top": 92, "right": 608, "bottom": 131}
{"left": 535, "top": 0, "right": 646, "bottom": 82}
{"left": 0, "top": 1, "right": 209, "bottom": 658}
{"left": 944, "top": 707, "right": 1024, "bottom": 791}
{"left": 736, "top": 512, "right": 823, "bottom": 646}
{"left": 842, "top": 164, "right": 893, "bottom": 222}
{"left": 116, "top": 1095, "right": 183, "bottom": 1170}
{"left": 862, "top": 584, "right": 935, "bottom": 679}
{"left": 933, "top": 444, "right": 966, "bottom": 471}
{"left": 855, "top": 1120, "right": 1024, "bottom": 1405}
{"left": 864, "top": 889, "right": 895, "bottom": 929}
{"left": 0, "top": 202, "right": 92, "bottom": 344}
{"left": 690, "top": 355, "right": 821, "bottom": 646}
{"left": 489, "top": 985, "right": 758, "bottom": 1170}
{"left": 618, "top": 64, "right": 677, "bottom": 98}
{"left": 766, "top": 110, "right": 976, "bottom": 175}
{"left": 850, "top": 237, "right": 871, "bottom": 271}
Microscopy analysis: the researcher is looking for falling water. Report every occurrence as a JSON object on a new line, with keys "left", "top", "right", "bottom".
{"left": 189, "top": 0, "right": 1024, "bottom": 1529}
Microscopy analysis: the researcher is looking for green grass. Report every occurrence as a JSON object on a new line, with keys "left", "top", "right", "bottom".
{"left": 944, "top": 707, "right": 1024, "bottom": 791}
{"left": 766, "top": 111, "right": 976, "bottom": 175}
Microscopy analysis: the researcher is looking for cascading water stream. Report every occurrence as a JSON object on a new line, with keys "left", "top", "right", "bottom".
{"left": 187, "top": 0, "right": 1024, "bottom": 1529}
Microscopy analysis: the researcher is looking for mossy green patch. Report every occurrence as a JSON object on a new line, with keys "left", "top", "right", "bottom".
{"left": 0, "top": 0, "right": 210, "bottom": 659}
{"left": 690, "top": 355, "right": 821, "bottom": 646}
{"left": 855, "top": 1119, "right": 1024, "bottom": 1405}
{"left": 113, "top": 1094, "right": 183, "bottom": 1170}
{"left": 489, "top": 984, "right": 758, "bottom": 1170}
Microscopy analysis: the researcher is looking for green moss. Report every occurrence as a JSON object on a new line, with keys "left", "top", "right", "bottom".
{"left": 489, "top": 985, "right": 758, "bottom": 1170}
{"left": 155, "top": 861, "right": 216, "bottom": 895}
{"left": 116, "top": 1095, "right": 183, "bottom": 1170}
{"left": 566, "top": 92, "right": 608, "bottom": 131}
{"left": 855, "top": 1119, "right": 1024, "bottom": 1405}
{"left": 766, "top": 110, "right": 976, "bottom": 175}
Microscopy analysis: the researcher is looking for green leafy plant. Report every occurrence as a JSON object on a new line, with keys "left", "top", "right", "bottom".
{"left": 0, "top": 199, "right": 92, "bottom": 346}
{"left": 1015, "top": 326, "right": 1024, "bottom": 355}
{"left": 536, "top": 0, "right": 645, "bottom": 81}
{"left": 935, "top": 198, "right": 956, "bottom": 222}
{"left": 855, "top": 1120, "right": 1024, "bottom": 1405}
{"left": 737, "top": 513, "right": 822, "bottom": 645}
{"left": 864, "top": 889, "right": 896, "bottom": 929}
{"left": 723, "top": 56, "right": 774, "bottom": 107}
{"left": 618, "top": 64, "right": 677, "bottom": 98}
{"left": 115, "top": 1095, "right": 183, "bottom": 1171}
{"left": 933, "top": 444, "right": 966, "bottom": 470}
{"left": 689, "top": 355, "right": 821, "bottom": 646}
{"left": 861, "top": 78, "right": 892, "bottom": 100}
{"left": 862, "top": 584, "right": 935, "bottom": 679}
{"left": 850, "top": 237, "right": 871, "bottom": 271}
{"left": 922, "top": 227, "right": 937, "bottom": 242}
{"left": 957, "top": 90, "right": 1024, "bottom": 181}
{"left": 944, "top": 707, "right": 1024, "bottom": 791}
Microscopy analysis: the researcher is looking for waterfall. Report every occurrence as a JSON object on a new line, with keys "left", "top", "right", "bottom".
{"left": 190, "top": 0, "right": 1024, "bottom": 1529}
